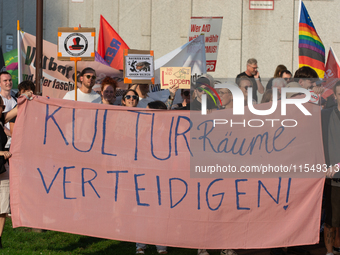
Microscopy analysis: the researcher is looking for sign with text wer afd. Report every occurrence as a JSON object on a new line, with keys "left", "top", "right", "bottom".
{"left": 188, "top": 17, "right": 222, "bottom": 72}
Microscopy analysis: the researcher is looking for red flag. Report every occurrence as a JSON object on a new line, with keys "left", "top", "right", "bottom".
{"left": 98, "top": 15, "right": 129, "bottom": 70}
{"left": 324, "top": 47, "right": 340, "bottom": 90}
{"left": 320, "top": 47, "right": 340, "bottom": 99}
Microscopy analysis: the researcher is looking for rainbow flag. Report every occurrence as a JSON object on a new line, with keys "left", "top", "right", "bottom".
{"left": 298, "top": 1, "right": 325, "bottom": 78}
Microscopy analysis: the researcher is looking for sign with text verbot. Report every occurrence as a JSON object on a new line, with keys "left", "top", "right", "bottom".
{"left": 160, "top": 67, "right": 191, "bottom": 89}
{"left": 188, "top": 17, "right": 223, "bottom": 72}
{"left": 57, "top": 27, "right": 95, "bottom": 61}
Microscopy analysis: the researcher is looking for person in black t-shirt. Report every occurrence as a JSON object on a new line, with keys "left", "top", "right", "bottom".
{"left": 236, "top": 58, "right": 264, "bottom": 103}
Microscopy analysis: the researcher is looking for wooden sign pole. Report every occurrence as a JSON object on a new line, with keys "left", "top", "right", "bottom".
{"left": 70, "top": 57, "right": 82, "bottom": 101}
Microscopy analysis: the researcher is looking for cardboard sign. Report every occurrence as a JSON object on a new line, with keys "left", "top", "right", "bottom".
{"left": 58, "top": 27, "right": 95, "bottom": 61}
{"left": 160, "top": 67, "right": 191, "bottom": 89}
{"left": 124, "top": 49, "right": 154, "bottom": 84}
{"left": 188, "top": 17, "right": 222, "bottom": 72}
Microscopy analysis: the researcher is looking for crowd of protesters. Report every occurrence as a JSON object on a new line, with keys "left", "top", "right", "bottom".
{"left": 0, "top": 60, "right": 340, "bottom": 255}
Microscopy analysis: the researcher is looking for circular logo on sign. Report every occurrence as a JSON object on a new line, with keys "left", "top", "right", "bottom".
{"left": 309, "top": 91, "right": 320, "bottom": 103}
{"left": 64, "top": 33, "right": 88, "bottom": 56}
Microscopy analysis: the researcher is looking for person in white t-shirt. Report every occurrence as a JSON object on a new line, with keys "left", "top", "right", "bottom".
{"left": 0, "top": 71, "right": 17, "bottom": 149}
{"left": 63, "top": 67, "right": 101, "bottom": 103}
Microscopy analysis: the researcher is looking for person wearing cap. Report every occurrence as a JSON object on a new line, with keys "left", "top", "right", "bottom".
{"left": 63, "top": 67, "right": 101, "bottom": 103}
{"left": 185, "top": 75, "right": 217, "bottom": 111}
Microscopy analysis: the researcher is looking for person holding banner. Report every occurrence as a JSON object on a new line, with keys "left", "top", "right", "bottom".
{"left": 322, "top": 81, "right": 340, "bottom": 255}
{"left": 63, "top": 67, "right": 101, "bottom": 103}
{"left": 185, "top": 76, "right": 217, "bottom": 111}
{"left": 293, "top": 66, "right": 320, "bottom": 90}
{"left": 121, "top": 92, "right": 168, "bottom": 254}
{"left": 129, "top": 84, "right": 179, "bottom": 109}
{"left": 0, "top": 90, "right": 32, "bottom": 248}
{"left": 9, "top": 80, "right": 36, "bottom": 134}
{"left": 100, "top": 76, "right": 117, "bottom": 105}
{"left": 172, "top": 89, "right": 191, "bottom": 109}
{"left": 0, "top": 96, "right": 11, "bottom": 249}
{"left": 128, "top": 84, "right": 152, "bottom": 108}
{"left": 121, "top": 89, "right": 139, "bottom": 107}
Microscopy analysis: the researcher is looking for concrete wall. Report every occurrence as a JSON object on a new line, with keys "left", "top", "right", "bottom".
{"left": 0, "top": 0, "right": 339, "bottom": 79}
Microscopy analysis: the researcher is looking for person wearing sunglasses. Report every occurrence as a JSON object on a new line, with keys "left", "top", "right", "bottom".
{"left": 128, "top": 84, "right": 151, "bottom": 108}
{"left": 280, "top": 70, "right": 293, "bottom": 84}
{"left": 121, "top": 89, "right": 139, "bottom": 107}
{"left": 63, "top": 67, "right": 101, "bottom": 103}
{"left": 128, "top": 84, "right": 179, "bottom": 109}
{"left": 101, "top": 76, "right": 117, "bottom": 105}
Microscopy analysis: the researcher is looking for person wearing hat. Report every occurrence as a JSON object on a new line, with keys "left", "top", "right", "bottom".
{"left": 63, "top": 67, "right": 101, "bottom": 103}
{"left": 186, "top": 75, "right": 217, "bottom": 111}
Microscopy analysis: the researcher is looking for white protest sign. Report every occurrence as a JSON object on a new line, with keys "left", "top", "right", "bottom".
{"left": 188, "top": 17, "right": 223, "bottom": 72}
{"left": 124, "top": 50, "right": 154, "bottom": 84}
{"left": 58, "top": 28, "right": 95, "bottom": 60}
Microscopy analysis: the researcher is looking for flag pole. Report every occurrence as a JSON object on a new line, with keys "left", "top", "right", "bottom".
{"left": 36, "top": 0, "right": 43, "bottom": 95}
{"left": 298, "top": 0, "right": 302, "bottom": 24}
{"left": 17, "top": 20, "right": 22, "bottom": 84}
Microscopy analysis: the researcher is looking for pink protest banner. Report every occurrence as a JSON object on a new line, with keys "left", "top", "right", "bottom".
{"left": 10, "top": 97, "right": 325, "bottom": 249}
{"left": 19, "top": 31, "right": 123, "bottom": 98}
